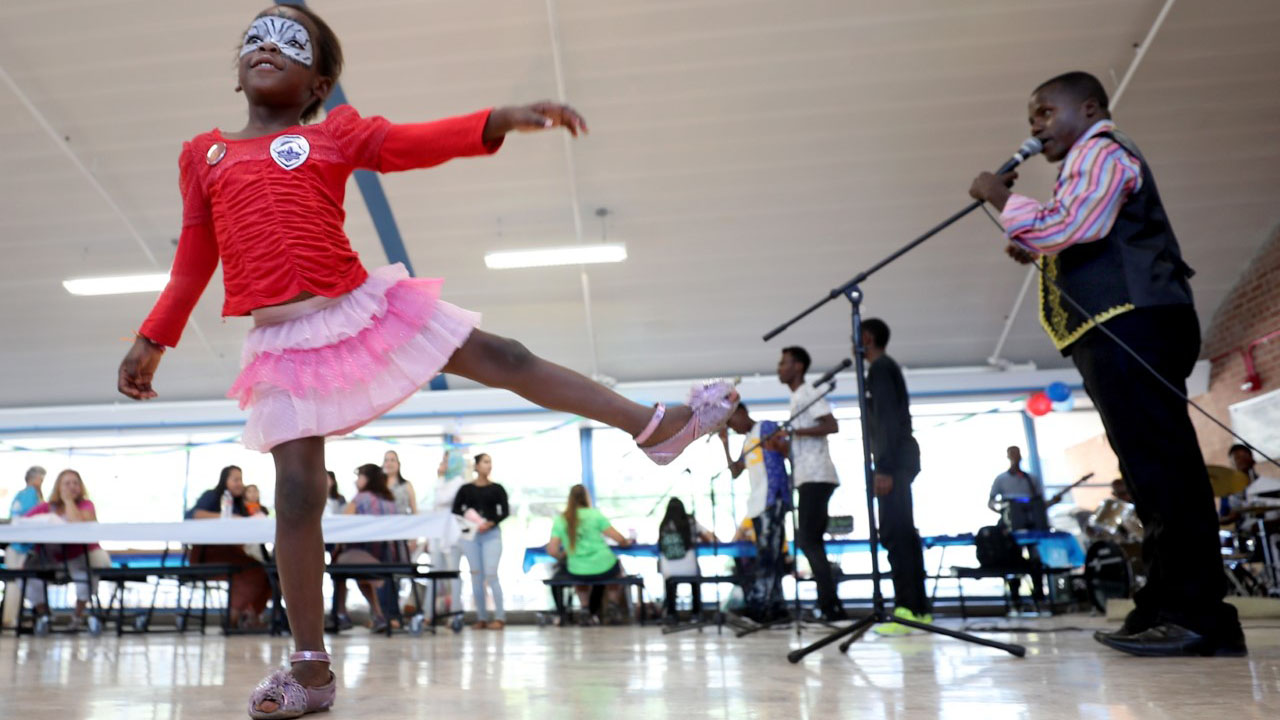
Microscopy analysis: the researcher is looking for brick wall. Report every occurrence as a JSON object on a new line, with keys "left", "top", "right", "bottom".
{"left": 1191, "top": 225, "right": 1280, "bottom": 464}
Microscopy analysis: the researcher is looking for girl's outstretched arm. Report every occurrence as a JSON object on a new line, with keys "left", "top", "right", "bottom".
{"left": 482, "top": 102, "right": 588, "bottom": 142}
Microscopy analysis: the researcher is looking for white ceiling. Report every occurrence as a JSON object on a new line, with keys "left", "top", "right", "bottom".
{"left": 1, "top": 0, "right": 1277, "bottom": 407}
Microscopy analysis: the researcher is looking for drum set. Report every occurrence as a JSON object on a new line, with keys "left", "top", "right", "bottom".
{"left": 1080, "top": 466, "right": 1280, "bottom": 612}
{"left": 1212, "top": 465, "right": 1280, "bottom": 598}
{"left": 1082, "top": 495, "right": 1145, "bottom": 613}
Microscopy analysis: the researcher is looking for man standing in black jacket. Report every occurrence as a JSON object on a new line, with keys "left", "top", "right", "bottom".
{"left": 862, "top": 318, "right": 931, "bottom": 632}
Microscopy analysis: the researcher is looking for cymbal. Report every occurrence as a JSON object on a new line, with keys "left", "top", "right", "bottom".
{"left": 1207, "top": 465, "right": 1250, "bottom": 497}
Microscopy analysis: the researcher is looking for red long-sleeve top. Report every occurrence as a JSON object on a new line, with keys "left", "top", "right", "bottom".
{"left": 138, "top": 105, "right": 501, "bottom": 347}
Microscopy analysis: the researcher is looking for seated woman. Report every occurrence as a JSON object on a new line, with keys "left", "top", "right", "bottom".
{"left": 546, "top": 484, "right": 634, "bottom": 624}
{"left": 185, "top": 465, "right": 272, "bottom": 629}
{"left": 23, "top": 469, "right": 112, "bottom": 630}
{"left": 332, "top": 464, "right": 407, "bottom": 633}
{"left": 323, "top": 471, "right": 347, "bottom": 516}
{"left": 656, "top": 498, "right": 715, "bottom": 621}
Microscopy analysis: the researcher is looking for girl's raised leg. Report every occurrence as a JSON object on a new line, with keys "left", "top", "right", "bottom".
{"left": 442, "top": 330, "right": 735, "bottom": 456}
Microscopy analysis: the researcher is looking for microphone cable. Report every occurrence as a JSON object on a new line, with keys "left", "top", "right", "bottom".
{"left": 976, "top": 203, "right": 1280, "bottom": 472}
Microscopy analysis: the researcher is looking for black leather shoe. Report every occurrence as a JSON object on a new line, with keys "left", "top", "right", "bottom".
{"left": 1095, "top": 622, "right": 1247, "bottom": 657}
{"left": 1093, "top": 608, "right": 1160, "bottom": 644}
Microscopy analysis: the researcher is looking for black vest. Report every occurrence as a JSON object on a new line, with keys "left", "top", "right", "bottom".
{"left": 1039, "top": 130, "right": 1195, "bottom": 354}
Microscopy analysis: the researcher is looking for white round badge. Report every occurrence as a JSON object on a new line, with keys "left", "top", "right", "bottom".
{"left": 269, "top": 134, "right": 310, "bottom": 170}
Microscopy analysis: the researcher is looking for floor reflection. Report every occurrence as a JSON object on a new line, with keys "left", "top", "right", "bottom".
{"left": 0, "top": 616, "right": 1277, "bottom": 719}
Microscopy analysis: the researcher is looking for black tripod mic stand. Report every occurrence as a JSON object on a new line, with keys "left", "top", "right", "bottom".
{"left": 765, "top": 214, "right": 1028, "bottom": 663}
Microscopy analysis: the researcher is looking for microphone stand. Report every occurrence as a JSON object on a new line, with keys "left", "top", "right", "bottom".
{"left": 767, "top": 206, "right": 1027, "bottom": 663}
{"left": 763, "top": 201, "right": 983, "bottom": 342}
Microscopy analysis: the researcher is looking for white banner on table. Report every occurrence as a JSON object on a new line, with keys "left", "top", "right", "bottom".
{"left": 0, "top": 512, "right": 459, "bottom": 546}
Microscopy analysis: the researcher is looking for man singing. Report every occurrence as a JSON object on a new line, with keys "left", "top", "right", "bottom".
{"left": 968, "top": 71, "right": 1244, "bottom": 656}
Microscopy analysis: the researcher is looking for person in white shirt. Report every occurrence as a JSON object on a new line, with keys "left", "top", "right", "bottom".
{"left": 773, "top": 346, "right": 844, "bottom": 620}
{"left": 422, "top": 449, "right": 468, "bottom": 616}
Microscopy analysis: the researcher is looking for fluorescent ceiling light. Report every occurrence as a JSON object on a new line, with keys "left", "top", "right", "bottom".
{"left": 484, "top": 243, "right": 627, "bottom": 270}
{"left": 63, "top": 273, "right": 169, "bottom": 296}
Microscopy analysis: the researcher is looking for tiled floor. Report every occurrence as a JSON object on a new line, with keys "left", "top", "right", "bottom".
{"left": 2, "top": 615, "right": 1277, "bottom": 719}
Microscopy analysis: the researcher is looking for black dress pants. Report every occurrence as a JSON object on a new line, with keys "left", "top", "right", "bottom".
{"left": 796, "top": 482, "right": 840, "bottom": 615}
{"left": 1071, "top": 305, "right": 1238, "bottom": 637}
{"left": 876, "top": 468, "right": 930, "bottom": 616}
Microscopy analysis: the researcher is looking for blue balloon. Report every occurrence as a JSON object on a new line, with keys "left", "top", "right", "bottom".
{"left": 1046, "top": 381, "right": 1071, "bottom": 402}
{"left": 1051, "top": 396, "right": 1076, "bottom": 413}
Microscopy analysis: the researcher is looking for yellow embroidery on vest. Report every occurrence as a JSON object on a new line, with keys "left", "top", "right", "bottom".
{"left": 1038, "top": 256, "right": 1135, "bottom": 351}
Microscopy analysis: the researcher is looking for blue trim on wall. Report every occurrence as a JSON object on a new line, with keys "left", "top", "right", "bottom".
{"left": 580, "top": 426, "right": 595, "bottom": 500}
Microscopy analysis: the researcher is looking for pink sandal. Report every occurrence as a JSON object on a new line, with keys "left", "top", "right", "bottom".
{"left": 247, "top": 651, "right": 336, "bottom": 719}
{"left": 636, "top": 379, "right": 740, "bottom": 465}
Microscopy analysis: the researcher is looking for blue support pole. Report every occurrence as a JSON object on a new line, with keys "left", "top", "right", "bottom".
{"left": 1021, "top": 410, "right": 1044, "bottom": 486}
{"left": 580, "top": 426, "right": 595, "bottom": 500}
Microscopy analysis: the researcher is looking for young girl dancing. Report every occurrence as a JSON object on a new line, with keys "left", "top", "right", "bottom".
{"left": 116, "top": 5, "right": 736, "bottom": 718}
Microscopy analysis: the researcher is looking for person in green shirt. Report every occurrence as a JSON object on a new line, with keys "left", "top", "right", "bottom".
{"left": 547, "top": 484, "right": 634, "bottom": 623}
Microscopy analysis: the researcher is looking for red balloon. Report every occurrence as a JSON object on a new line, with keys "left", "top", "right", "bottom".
{"left": 1026, "top": 392, "right": 1053, "bottom": 417}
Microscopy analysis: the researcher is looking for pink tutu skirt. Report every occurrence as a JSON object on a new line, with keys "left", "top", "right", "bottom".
{"left": 228, "top": 264, "right": 480, "bottom": 452}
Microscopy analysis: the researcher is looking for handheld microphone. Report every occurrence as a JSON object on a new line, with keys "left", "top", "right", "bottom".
{"left": 812, "top": 358, "right": 853, "bottom": 388}
{"left": 995, "top": 137, "right": 1044, "bottom": 174}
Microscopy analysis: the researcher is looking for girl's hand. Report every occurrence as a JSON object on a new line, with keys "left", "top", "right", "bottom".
{"left": 118, "top": 335, "right": 165, "bottom": 400}
{"left": 485, "top": 102, "right": 589, "bottom": 141}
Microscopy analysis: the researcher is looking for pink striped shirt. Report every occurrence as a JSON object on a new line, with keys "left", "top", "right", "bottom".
{"left": 1000, "top": 120, "right": 1143, "bottom": 255}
